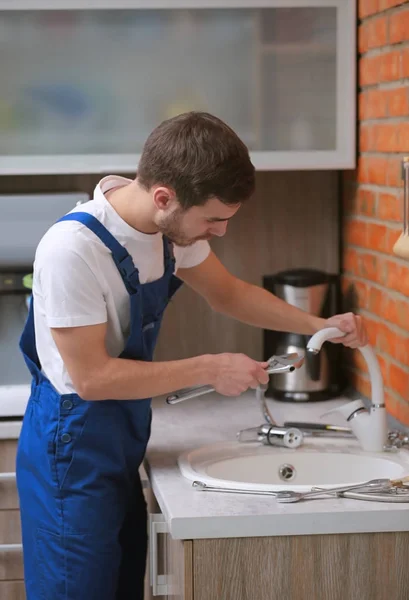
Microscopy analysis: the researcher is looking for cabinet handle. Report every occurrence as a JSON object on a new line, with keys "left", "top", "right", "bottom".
{"left": 149, "top": 514, "right": 169, "bottom": 596}
{"left": 0, "top": 472, "right": 16, "bottom": 482}
{"left": 0, "top": 544, "right": 22, "bottom": 552}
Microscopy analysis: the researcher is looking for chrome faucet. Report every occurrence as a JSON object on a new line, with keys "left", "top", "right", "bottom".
{"left": 306, "top": 327, "right": 388, "bottom": 452}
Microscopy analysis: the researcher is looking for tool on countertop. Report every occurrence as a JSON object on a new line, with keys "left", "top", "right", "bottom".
{"left": 166, "top": 352, "right": 304, "bottom": 405}
{"left": 283, "top": 422, "right": 353, "bottom": 436}
{"left": 275, "top": 478, "right": 393, "bottom": 503}
{"left": 192, "top": 475, "right": 409, "bottom": 503}
{"left": 393, "top": 156, "right": 409, "bottom": 259}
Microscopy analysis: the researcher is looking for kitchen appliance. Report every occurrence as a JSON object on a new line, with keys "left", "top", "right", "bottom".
{"left": 0, "top": 192, "right": 89, "bottom": 391}
{"left": 262, "top": 268, "right": 344, "bottom": 402}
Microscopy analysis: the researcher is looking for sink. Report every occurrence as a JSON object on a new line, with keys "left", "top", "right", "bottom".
{"left": 178, "top": 439, "right": 409, "bottom": 492}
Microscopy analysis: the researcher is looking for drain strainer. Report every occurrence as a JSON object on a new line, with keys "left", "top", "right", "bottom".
{"left": 279, "top": 464, "right": 296, "bottom": 481}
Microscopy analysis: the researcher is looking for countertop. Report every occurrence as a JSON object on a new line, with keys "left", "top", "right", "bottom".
{"left": 146, "top": 392, "right": 409, "bottom": 540}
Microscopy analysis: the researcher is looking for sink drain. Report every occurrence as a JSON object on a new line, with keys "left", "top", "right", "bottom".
{"left": 279, "top": 464, "right": 296, "bottom": 481}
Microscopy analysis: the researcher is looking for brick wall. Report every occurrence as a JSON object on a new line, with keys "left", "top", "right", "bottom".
{"left": 343, "top": 0, "right": 409, "bottom": 424}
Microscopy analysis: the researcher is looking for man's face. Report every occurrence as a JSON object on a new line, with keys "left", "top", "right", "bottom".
{"left": 157, "top": 197, "right": 241, "bottom": 247}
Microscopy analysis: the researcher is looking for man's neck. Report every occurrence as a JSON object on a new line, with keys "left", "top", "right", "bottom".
{"left": 105, "top": 181, "right": 159, "bottom": 235}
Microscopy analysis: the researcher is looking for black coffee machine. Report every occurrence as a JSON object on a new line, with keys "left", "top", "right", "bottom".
{"left": 263, "top": 268, "right": 345, "bottom": 402}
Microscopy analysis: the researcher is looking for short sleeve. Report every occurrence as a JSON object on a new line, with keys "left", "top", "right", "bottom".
{"left": 34, "top": 238, "right": 107, "bottom": 329}
{"left": 175, "top": 240, "right": 211, "bottom": 270}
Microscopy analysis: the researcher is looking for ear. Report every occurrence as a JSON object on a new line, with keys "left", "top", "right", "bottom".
{"left": 152, "top": 186, "right": 177, "bottom": 211}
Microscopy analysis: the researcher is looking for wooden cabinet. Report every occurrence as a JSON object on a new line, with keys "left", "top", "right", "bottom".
{"left": 0, "top": 440, "right": 24, "bottom": 600}
{"left": 0, "top": 0, "right": 356, "bottom": 174}
{"left": 147, "top": 503, "right": 409, "bottom": 600}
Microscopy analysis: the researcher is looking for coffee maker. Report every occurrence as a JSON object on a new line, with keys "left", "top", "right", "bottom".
{"left": 262, "top": 268, "right": 344, "bottom": 402}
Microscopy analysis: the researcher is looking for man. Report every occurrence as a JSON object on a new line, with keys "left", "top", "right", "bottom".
{"left": 16, "top": 111, "right": 367, "bottom": 600}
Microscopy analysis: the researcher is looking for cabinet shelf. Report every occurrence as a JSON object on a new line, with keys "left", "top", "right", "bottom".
{"left": 0, "top": 0, "right": 356, "bottom": 174}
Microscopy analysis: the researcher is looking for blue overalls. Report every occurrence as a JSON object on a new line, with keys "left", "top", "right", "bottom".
{"left": 16, "top": 212, "right": 182, "bottom": 600}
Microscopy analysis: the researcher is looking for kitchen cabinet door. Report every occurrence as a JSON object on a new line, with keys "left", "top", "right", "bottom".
{"left": 0, "top": 1, "right": 355, "bottom": 174}
{"left": 0, "top": 440, "right": 24, "bottom": 600}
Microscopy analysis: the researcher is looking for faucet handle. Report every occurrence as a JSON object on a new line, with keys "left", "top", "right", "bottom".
{"left": 321, "top": 399, "right": 368, "bottom": 422}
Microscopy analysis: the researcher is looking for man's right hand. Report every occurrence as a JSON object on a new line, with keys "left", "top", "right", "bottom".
{"left": 209, "top": 353, "right": 270, "bottom": 397}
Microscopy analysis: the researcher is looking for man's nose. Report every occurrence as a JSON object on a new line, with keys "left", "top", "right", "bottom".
{"left": 210, "top": 221, "right": 228, "bottom": 237}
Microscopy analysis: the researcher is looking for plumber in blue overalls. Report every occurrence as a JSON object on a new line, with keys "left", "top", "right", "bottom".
{"left": 15, "top": 112, "right": 366, "bottom": 600}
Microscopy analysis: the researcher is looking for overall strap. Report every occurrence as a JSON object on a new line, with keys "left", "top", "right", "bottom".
{"left": 58, "top": 213, "right": 140, "bottom": 292}
{"left": 162, "top": 236, "right": 176, "bottom": 272}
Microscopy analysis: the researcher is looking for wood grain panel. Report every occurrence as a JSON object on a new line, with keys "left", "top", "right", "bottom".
{"left": 0, "top": 170, "right": 339, "bottom": 362}
{"left": 0, "top": 511, "right": 21, "bottom": 545}
{"left": 0, "top": 476, "right": 19, "bottom": 510}
{"left": 0, "top": 546, "right": 24, "bottom": 581}
{"left": 166, "top": 537, "right": 193, "bottom": 600}
{"left": 193, "top": 532, "right": 409, "bottom": 600}
{"left": 0, "top": 581, "right": 26, "bottom": 600}
{"left": 0, "top": 441, "right": 18, "bottom": 473}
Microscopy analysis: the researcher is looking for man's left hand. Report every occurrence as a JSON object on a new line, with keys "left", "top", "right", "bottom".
{"left": 323, "top": 313, "right": 368, "bottom": 348}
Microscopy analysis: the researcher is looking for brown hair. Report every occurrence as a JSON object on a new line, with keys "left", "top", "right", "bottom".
{"left": 137, "top": 112, "right": 255, "bottom": 210}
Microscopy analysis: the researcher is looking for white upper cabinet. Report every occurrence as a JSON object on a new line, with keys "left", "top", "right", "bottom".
{"left": 0, "top": 1, "right": 356, "bottom": 174}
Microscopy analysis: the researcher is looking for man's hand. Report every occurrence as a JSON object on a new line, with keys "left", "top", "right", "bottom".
{"left": 323, "top": 313, "right": 368, "bottom": 348}
{"left": 209, "top": 353, "right": 270, "bottom": 397}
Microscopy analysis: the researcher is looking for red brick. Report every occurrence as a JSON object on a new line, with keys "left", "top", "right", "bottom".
{"left": 387, "top": 86, "right": 409, "bottom": 117}
{"left": 364, "top": 316, "right": 384, "bottom": 346}
{"left": 380, "top": 51, "right": 402, "bottom": 82}
{"left": 379, "top": 325, "right": 409, "bottom": 364}
{"left": 359, "top": 252, "right": 380, "bottom": 282}
{"left": 385, "top": 391, "right": 409, "bottom": 426}
{"left": 377, "top": 191, "right": 403, "bottom": 222}
{"left": 384, "top": 296, "right": 409, "bottom": 331}
{"left": 344, "top": 219, "right": 368, "bottom": 247}
{"left": 390, "top": 363, "right": 409, "bottom": 399}
{"left": 402, "top": 47, "right": 409, "bottom": 78}
{"left": 373, "top": 122, "right": 400, "bottom": 152}
{"left": 359, "top": 124, "right": 372, "bottom": 152}
{"left": 344, "top": 248, "right": 360, "bottom": 274}
{"left": 384, "top": 259, "right": 409, "bottom": 295}
{"left": 359, "top": 0, "right": 380, "bottom": 18}
{"left": 367, "top": 284, "right": 384, "bottom": 314}
{"left": 358, "top": 188, "right": 377, "bottom": 216}
{"left": 342, "top": 277, "right": 369, "bottom": 311}
{"left": 386, "top": 156, "right": 404, "bottom": 187}
{"left": 377, "top": 257, "right": 389, "bottom": 286}
{"left": 381, "top": 0, "right": 408, "bottom": 9}
{"left": 367, "top": 222, "right": 388, "bottom": 252}
{"left": 359, "top": 16, "right": 388, "bottom": 53}
{"left": 357, "top": 156, "right": 369, "bottom": 184}
{"left": 386, "top": 227, "right": 402, "bottom": 253}
{"left": 360, "top": 89, "right": 388, "bottom": 119}
{"left": 367, "top": 286, "right": 405, "bottom": 324}
{"left": 393, "top": 396, "right": 409, "bottom": 426}
{"left": 355, "top": 280, "right": 369, "bottom": 308}
{"left": 359, "top": 24, "right": 368, "bottom": 55}
{"left": 389, "top": 7, "right": 409, "bottom": 45}
{"left": 361, "top": 156, "right": 388, "bottom": 186}
{"left": 398, "top": 123, "right": 409, "bottom": 152}
{"left": 359, "top": 54, "right": 381, "bottom": 86}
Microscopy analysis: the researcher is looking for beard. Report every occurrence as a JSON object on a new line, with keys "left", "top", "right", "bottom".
{"left": 157, "top": 208, "right": 210, "bottom": 247}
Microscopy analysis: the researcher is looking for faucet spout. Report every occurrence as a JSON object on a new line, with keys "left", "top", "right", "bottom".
{"left": 307, "top": 327, "right": 387, "bottom": 452}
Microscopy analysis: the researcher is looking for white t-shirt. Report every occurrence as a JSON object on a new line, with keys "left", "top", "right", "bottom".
{"left": 32, "top": 175, "right": 211, "bottom": 395}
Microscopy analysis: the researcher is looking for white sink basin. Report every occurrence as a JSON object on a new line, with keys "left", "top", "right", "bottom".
{"left": 178, "top": 440, "right": 409, "bottom": 492}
